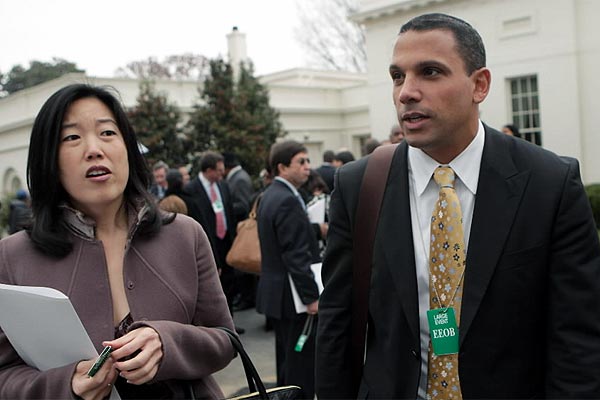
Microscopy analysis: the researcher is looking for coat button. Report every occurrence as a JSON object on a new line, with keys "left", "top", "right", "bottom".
{"left": 127, "top": 281, "right": 135, "bottom": 289}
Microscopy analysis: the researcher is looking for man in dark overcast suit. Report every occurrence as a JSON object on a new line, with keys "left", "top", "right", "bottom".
{"left": 257, "top": 140, "right": 320, "bottom": 399}
{"left": 316, "top": 13, "right": 600, "bottom": 399}
{"left": 184, "top": 151, "right": 239, "bottom": 325}
{"left": 224, "top": 152, "right": 257, "bottom": 311}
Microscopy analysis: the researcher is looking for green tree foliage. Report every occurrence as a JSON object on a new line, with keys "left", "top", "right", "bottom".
{"left": 187, "top": 58, "right": 284, "bottom": 178}
{"left": 128, "top": 81, "right": 187, "bottom": 166}
{"left": 0, "top": 58, "right": 84, "bottom": 96}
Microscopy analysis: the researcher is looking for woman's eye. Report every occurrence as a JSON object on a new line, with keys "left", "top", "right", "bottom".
{"left": 101, "top": 130, "right": 117, "bottom": 136}
{"left": 62, "top": 134, "right": 80, "bottom": 142}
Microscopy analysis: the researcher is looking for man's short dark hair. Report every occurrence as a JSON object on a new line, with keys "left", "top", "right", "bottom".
{"left": 334, "top": 150, "right": 355, "bottom": 165}
{"left": 400, "top": 13, "right": 486, "bottom": 75}
{"left": 223, "top": 152, "right": 240, "bottom": 169}
{"left": 200, "top": 151, "right": 224, "bottom": 172}
{"left": 270, "top": 141, "right": 307, "bottom": 176}
{"left": 323, "top": 150, "right": 335, "bottom": 163}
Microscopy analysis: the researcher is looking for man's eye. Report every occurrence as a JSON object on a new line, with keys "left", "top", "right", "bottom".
{"left": 391, "top": 72, "right": 404, "bottom": 83}
{"left": 424, "top": 68, "right": 440, "bottom": 77}
{"left": 62, "top": 134, "right": 80, "bottom": 142}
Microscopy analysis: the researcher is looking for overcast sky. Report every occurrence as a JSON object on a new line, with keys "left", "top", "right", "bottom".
{"left": 0, "top": 0, "right": 307, "bottom": 77}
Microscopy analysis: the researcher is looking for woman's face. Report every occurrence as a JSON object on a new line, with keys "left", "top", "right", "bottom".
{"left": 58, "top": 97, "right": 129, "bottom": 215}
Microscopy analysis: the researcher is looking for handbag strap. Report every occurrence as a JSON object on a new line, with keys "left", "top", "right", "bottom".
{"left": 351, "top": 144, "right": 398, "bottom": 394}
{"left": 218, "top": 327, "right": 269, "bottom": 400}
{"left": 248, "top": 193, "right": 264, "bottom": 219}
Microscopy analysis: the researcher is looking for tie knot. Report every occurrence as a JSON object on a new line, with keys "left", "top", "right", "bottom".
{"left": 433, "top": 166, "right": 456, "bottom": 188}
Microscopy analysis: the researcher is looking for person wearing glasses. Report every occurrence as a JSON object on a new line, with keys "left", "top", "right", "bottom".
{"left": 256, "top": 140, "right": 320, "bottom": 399}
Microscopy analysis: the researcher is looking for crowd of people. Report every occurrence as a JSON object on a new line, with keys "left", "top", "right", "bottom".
{"left": 1, "top": 11, "right": 600, "bottom": 400}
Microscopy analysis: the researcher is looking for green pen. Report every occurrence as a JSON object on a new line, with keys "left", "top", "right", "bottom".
{"left": 87, "top": 346, "right": 112, "bottom": 377}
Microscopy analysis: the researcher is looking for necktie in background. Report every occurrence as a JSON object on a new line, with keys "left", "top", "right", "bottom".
{"left": 427, "top": 166, "right": 465, "bottom": 400}
{"left": 210, "top": 183, "right": 226, "bottom": 239}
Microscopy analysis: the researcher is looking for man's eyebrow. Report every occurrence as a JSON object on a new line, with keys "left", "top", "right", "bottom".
{"left": 415, "top": 60, "right": 449, "bottom": 70}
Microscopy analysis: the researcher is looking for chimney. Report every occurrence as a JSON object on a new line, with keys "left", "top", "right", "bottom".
{"left": 227, "top": 26, "right": 248, "bottom": 82}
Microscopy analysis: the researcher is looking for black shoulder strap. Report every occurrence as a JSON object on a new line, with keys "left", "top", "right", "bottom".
{"left": 351, "top": 144, "right": 398, "bottom": 394}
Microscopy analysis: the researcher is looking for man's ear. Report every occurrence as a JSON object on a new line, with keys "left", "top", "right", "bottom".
{"left": 472, "top": 67, "right": 491, "bottom": 104}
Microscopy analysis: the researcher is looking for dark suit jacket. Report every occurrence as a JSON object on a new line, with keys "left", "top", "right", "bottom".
{"left": 227, "top": 167, "right": 254, "bottom": 223}
{"left": 316, "top": 126, "right": 600, "bottom": 399}
{"left": 256, "top": 179, "right": 320, "bottom": 319}
{"left": 184, "top": 177, "right": 236, "bottom": 267}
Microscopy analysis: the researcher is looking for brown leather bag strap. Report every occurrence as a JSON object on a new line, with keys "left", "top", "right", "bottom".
{"left": 351, "top": 143, "right": 398, "bottom": 394}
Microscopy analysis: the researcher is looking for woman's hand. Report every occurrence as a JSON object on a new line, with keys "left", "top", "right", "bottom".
{"left": 103, "top": 327, "right": 163, "bottom": 385}
{"left": 72, "top": 357, "right": 117, "bottom": 400}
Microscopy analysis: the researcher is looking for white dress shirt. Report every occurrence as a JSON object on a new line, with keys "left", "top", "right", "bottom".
{"left": 199, "top": 172, "right": 228, "bottom": 228}
{"left": 410, "top": 121, "right": 485, "bottom": 399}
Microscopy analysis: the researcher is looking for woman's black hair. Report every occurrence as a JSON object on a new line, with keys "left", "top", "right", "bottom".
{"left": 26, "top": 83, "right": 164, "bottom": 257}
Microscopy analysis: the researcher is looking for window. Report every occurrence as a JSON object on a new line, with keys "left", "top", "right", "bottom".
{"left": 508, "top": 75, "right": 542, "bottom": 145}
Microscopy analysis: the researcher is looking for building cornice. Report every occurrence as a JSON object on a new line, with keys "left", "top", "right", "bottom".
{"left": 351, "top": 0, "right": 450, "bottom": 23}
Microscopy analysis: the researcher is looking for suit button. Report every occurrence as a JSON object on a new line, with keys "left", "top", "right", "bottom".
{"left": 411, "top": 350, "right": 419, "bottom": 360}
{"left": 127, "top": 281, "right": 135, "bottom": 289}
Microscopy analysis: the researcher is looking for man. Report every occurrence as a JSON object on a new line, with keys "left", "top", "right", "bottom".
{"left": 149, "top": 160, "right": 169, "bottom": 200}
{"left": 184, "top": 152, "right": 240, "bottom": 326}
{"left": 257, "top": 140, "right": 320, "bottom": 399}
{"left": 316, "top": 13, "right": 600, "bottom": 399}
{"left": 389, "top": 123, "right": 405, "bottom": 144}
{"left": 8, "top": 189, "right": 32, "bottom": 234}
{"left": 223, "top": 152, "right": 254, "bottom": 224}
{"left": 315, "top": 150, "right": 336, "bottom": 192}
{"left": 223, "top": 152, "right": 256, "bottom": 311}
{"left": 177, "top": 164, "right": 191, "bottom": 186}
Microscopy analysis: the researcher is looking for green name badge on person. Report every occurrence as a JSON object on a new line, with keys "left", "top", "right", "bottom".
{"left": 295, "top": 334, "right": 308, "bottom": 352}
{"left": 427, "top": 307, "right": 459, "bottom": 356}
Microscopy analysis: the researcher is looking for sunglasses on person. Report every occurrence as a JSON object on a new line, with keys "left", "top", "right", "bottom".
{"left": 297, "top": 157, "right": 310, "bottom": 165}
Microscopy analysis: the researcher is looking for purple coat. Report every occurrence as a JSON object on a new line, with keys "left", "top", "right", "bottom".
{"left": 0, "top": 209, "right": 235, "bottom": 399}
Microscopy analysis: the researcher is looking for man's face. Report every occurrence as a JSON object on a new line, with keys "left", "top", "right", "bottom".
{"left": 279, "top": 152, "right": 311, "bottom": 188}
{"left": 389, "top": 29, "right": 490, "bottom": 163}
{"left": 204, "top": 161, "right": 225, "bottom": 183}
{"left": 153, "top": 167, "right": 167, "bottom": 188}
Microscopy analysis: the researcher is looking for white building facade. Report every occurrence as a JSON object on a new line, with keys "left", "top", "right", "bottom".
{"left": 355, "top": 0, "right": 600, "bottom": 183}
{"left": 1, "top": 0, "right": 599, "bottom": 198}
{"left": 0, "top": 68, "right": 369, "bottom": 196}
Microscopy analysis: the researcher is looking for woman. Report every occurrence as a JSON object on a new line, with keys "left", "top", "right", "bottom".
{"left": 0, "top": 84, "right": 235, "bottom": 399}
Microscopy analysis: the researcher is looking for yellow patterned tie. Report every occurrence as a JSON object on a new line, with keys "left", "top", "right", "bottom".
{"left": 426, "top": 166, "right": 465, "bottom": 400}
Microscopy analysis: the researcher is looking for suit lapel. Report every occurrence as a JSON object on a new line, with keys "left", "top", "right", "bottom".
{"left": 376, "top": 142, "right": 420, "bottom": 342}
{"left": 459, "top": 127, "right": 530, "bottom": 345}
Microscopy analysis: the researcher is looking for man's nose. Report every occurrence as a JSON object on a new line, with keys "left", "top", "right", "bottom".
{"left": 397, "top": 76, "right": 421, "bottom": 104}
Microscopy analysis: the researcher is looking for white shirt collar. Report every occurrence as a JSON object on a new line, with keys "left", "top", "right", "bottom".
{"left": 274, "top": 176, "right": 300, "bottom": 197}
{"left": 408, "top": 120, "right": 485, "bottom": 195}
{"left": 198, "top": 171, "right": 213, "bottom": 191}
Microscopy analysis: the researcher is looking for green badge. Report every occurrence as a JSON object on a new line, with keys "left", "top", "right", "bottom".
{"left": 294, "top": 334, "right": 308, "bottom": 352}
{"left": 427, "top": 307, "right": 459, "bottom": 356}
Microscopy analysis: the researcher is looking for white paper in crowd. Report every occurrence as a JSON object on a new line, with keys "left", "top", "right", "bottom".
{"left": 0, "top": 283, "right": 121, "bottom": 399}
{"left": 306, "top": 198, "right": 326, "bottom": 224}
{"left": 288, "top": 263, "right": 324, "bottom": 314}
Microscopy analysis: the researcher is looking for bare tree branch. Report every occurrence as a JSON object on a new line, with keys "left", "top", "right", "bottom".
{"left": 294, "top": 0, "right": 367, "bottom": 73}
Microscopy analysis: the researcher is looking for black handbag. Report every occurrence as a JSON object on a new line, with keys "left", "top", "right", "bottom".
{"left": 218, "top": 327, "right": 301, "bottom": 400}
